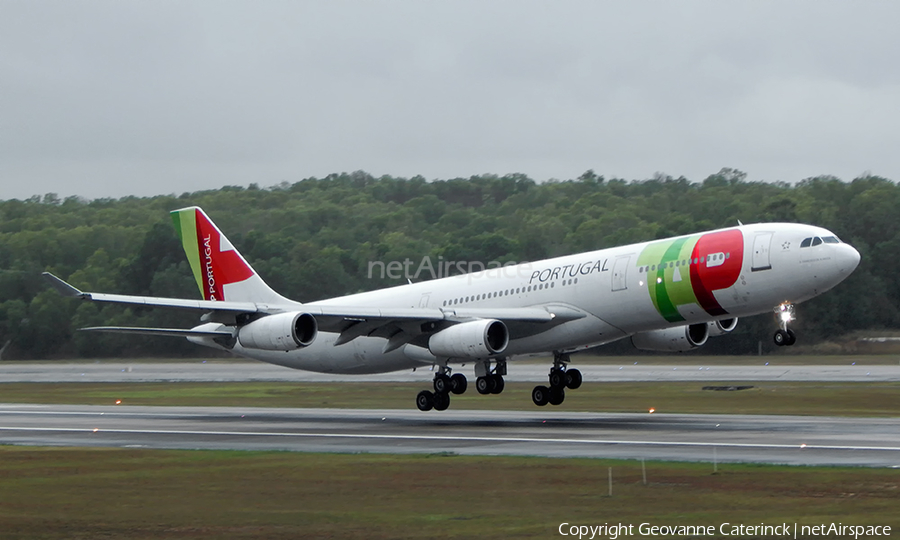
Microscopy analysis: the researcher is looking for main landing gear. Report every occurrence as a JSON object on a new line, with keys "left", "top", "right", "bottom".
{"left": 773, "top": 302, "right": 797, "bottom": 347}
{"left": 416, "top": 359, "right": 507, "bottom": 412}
{"left": 532, "top": 352, "right": 582, "bottom": 407}
{"left": 416, "top": 366, "right": 468, "bottom": 412}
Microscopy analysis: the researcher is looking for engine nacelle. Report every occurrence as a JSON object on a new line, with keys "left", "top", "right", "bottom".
{"left": 238, "top": 312, "right": 317, "bottom": 351}
{"left": 631, "top": 323, "right": 709, "bottom": 352}
{"left": 428, "top": 319, "right": 509, "bottom": 359}
{"left": 708, "top": 317, "right": 738, "bottom": 337}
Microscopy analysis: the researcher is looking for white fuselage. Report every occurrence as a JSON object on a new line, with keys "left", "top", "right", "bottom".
{"left": 224, "top": 223, "right": 859, "bottom": 374}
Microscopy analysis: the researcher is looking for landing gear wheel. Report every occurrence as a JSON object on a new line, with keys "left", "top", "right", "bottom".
{"left": 416, "top": 390, "right": 434, "bottom": 411}
{"left": 565, "top": 369, "right": 583, "bottom": 390}
{"left": 491, "top": 375, "right": 505, "bottom": 394}
{"left": 532, "top": 385, "right": 550, "bottom": 406}
{"left": 475, "top": 376, "right": 493, "bottom": 395}
{"left": 449, "top": 373, "right": 468, "bottom": 395}
{"left": 433, "top": 373, "right": 451, "bottom": 394}
{"left": 785, "top": 329, "right": 797, "bottom": 346}
{"left": 774, "top": 329, "right": 787, "bottom": 346}
{"left": 432, "top": 391, "right": 450, "bottom": 411}
{"left": 549, "top": 369, "right": 567, "bottom": 389}
{"left": 548, "top": 387, "right": 566, "bottom": 406}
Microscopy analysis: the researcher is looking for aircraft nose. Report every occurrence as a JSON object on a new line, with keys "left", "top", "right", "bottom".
{"left": 834, "top": 243, "right": 861, "bottom": 275}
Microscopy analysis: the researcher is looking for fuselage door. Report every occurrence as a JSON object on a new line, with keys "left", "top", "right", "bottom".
{"left": 612, "top": 255, "right": 631, "bottom": 291}
{"left": 751, "top": 232, "right": 773, "bottom": 272}
{"left": 418, "top": 293, "right": 431, "bottom": 308}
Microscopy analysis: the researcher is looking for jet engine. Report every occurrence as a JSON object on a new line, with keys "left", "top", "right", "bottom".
{"left": 238, "top": 312, "right": 317, "bottom": 351}
{"left": 429, "top": 319, "right": 509, "bottom": 358}
{"left": 631, "top": 323, "right": 709, "bottom": 352}
{"left": 708, "top": 317, "right": 738, "bottom": 336}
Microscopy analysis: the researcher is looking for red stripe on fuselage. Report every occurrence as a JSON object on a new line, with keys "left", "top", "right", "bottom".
{"left": 689, "top": 230, "right": 744, "bottom": 316}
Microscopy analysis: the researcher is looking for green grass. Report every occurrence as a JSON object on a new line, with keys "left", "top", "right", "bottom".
{"left": 2, "top": 381, "right": 900, "bottom": 416}
{"left": 0, "top": 447, "right": 897, "bottom": 539}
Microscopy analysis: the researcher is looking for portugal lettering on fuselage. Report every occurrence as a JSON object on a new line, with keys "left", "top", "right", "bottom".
{"left": 529, "top": 259, "right": 609, "bottom": 284}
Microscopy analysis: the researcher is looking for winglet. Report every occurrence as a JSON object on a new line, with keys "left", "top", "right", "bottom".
{"left": 42, "top": 272, "right": 88, "bottom": 298}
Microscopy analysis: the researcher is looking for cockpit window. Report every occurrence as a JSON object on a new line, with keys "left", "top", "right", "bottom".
{"left": 811, "top": 237, "right": 822, "bottom": 246}
{"left": 822, "top": 236, "right": 839, "bottom": 244}
{"left": 800, "top": 238, "right": 812, "bottom": 248}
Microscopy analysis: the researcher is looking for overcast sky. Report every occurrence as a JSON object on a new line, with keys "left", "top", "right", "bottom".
{"left": 1, "top": 1, "right": 898, "bottom": 200}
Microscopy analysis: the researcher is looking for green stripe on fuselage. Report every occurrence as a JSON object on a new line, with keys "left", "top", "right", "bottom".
{"left": 637, "top": 235, "right": 701, "bottom": 323}
{"left": 170, "top": 209, "right": 204, "bottom": 299}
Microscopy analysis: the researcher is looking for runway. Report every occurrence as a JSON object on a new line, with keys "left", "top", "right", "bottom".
{"left": 3, "top": 361, "right": 900, "bottom": 383}
{"left": 1, "top": 404, "right": 899, "bottom": 467}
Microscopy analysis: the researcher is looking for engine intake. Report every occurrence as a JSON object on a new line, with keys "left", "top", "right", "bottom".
{"left": 631, "top": 323, "right": 709, "bottom": 352}
{"left": 708, "top": 317, "right": 738, "bottom": 336}
{"left": 238, "top": 312, "right": 317, "bottom": 351}
{"left": 429, "top": 319, "right": 509, "bottom": 359}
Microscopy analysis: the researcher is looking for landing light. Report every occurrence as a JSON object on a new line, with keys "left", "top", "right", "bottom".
{"left": 115, "top": 400, "right": 122, "bottom": 405}
{"left": 775, "top": 302, "right": 795, "bottom": 325}
{"left": 649, "top": 408, "right": 656, "bottom": 414}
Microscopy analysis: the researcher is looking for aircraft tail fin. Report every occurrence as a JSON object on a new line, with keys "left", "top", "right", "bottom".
{"left": 170, "top": 207, "right": 292, "bottom": 305}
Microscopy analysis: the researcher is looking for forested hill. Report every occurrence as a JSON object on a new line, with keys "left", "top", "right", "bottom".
{"left": 1, "top": 169, "right": 897, "bottom": 359}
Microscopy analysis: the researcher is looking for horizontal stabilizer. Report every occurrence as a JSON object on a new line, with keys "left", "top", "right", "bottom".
{"left": 79, "top": 326, "right": 235, "bottom": 338}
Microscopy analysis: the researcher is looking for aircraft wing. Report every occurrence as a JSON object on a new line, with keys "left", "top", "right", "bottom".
{"left": 305, "top": 303, "right": 586, "bottom": 351}
{"left": 43, "top": 272, "right": 268, "bottom": 314}
{"left": 45, "top": 272, "right": 586, "bottom": 351}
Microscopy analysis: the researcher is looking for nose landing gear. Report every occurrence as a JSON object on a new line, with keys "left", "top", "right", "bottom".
{"left": 773, "top": 302, "right": 797, "bottom": 346}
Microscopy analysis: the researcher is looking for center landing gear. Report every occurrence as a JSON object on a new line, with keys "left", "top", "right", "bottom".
{"left": 532, "top": 352, "right": 582, "bottom": 407}
{"left": 416, "top": 366, "right": 468, "bottom": 412}
{"left": 773, "top": 302, "right": 797, "bottom": 347}
{"left": 475, "top": 358, "right": 507, "bottom": 396}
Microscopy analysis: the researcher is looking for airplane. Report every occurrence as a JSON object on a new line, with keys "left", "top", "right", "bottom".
{"left": 44, "top": 206, "right": 860, "bottom": 411}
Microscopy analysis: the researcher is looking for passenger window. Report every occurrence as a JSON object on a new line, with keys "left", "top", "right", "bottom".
{"left": 812, "top": 237, "right": 822, "bottom": 246}
{"left": 800, "top": 238, "right": 812, "bottom": 248}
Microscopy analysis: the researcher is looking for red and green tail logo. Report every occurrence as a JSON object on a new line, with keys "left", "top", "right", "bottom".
{"left": 171, "top": 207, "right": 254, "bottom": 301}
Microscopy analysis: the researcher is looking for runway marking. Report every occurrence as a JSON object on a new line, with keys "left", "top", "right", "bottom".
{"left": 2, "top": 426, "right": 900, "bottom": 453}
